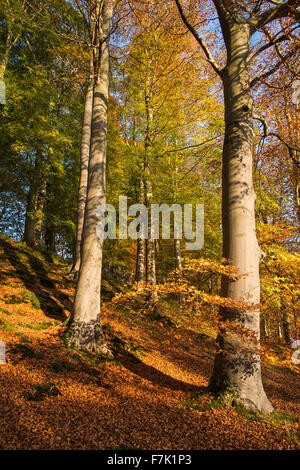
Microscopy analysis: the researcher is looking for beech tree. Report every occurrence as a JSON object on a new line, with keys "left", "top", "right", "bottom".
{"left": 71, "top": 58, "right": 94, "bottom": 276}
{"left": 175, "top": 0, "right": 299, "bottom": 413}
{"left": 68, "top": 0, "right": 117, "bottom": 353}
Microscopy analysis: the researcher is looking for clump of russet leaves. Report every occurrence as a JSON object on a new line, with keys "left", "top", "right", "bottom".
{"left": 113, "top": 257, "right": 258, "bottom": 335}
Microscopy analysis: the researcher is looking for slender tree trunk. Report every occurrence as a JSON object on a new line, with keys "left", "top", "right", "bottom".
{"left": 209, "top": 22, "right": 273, "bottom": 414}
{"left": 145, "top": 176, "right": 157, "bottom": 294}
{"left": 71, "top": 58, "right": 94, "bottom": 275}
{"left": 44, "top": 182, "right": 56, "bottom": 252}
{"left": 145, "top": 174, "right": 156, "bottom": 286}
{"left": 136, "top": 238, "right": 145, "bottom": 282}
{"left": 23, "top": 187, "right": 38, "bottom": 247}
{"left": 135, "top": 178, "right": 145, "bottom": 282}
{"left": 276, "top": 319, "right": 283, "bottom": 343}
{"left": 260, "top": 313, "right": 269, "bottom": 340}
{"left": 282, "top": 314, "right": 291, "bottom": 346}
{"left": 174, "top": 240, "right": 182, "bottom": 272}
{"left": 0, "top": 33, "right": 11, "bottom": 82}
{"left": 68, "top": 0, "right": 116, "bottom": 354}
{"left": 0, "top": 56, "right": 8, "bottom": 82}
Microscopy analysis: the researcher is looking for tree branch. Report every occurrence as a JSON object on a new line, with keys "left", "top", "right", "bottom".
{"left": 261, "top": 25, "right": 299, "bottom": 75}
{"left": 249, "top": 33, "right": 289, "bottom": 62}
{"left": 174, "top": 0, "right": 223, "bottom": 76}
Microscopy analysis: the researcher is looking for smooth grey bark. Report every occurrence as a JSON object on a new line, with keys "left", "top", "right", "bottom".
{"left": 68, "top": 0, "right": 116, "bottom": 354}
{"left": 44, "top": 182, "right": 56, "bottom": 252}
{"left": 136, "top": 235, "right": 146, "bottom": 282}
{"left": 276, "top": 319, "right": 283, "bottom": 342}
{"left": 135, "top": 178, "right": 145, "bottom": 282}
{"left": 71, "top": 59, "right": 94, "bottom": 276}
{"left": 260, "top": 313, "right": 270, "bottom": 340}
{"left": 173, "top": 161, "right": 183, "bottom": 302}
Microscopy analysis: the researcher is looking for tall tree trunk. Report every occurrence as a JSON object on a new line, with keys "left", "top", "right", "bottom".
{"left": 34, "top": 177, "right": 47, "bottom": 246}
{"left": 68, "top": 0, "right": 116, "bottom": 354}
{"left": 0, "top": 55, "right": 8, "bottom": 82}
{"left": 146, "top": 239, "right": 156, "bottom": 285}
{"left": 175, "top": 0, "right": 298, "bottom": 416}
{"left": 44, "top": 181, "right": 56, "bottom": 252}
{"left": 260, "top": 313, "right": 269, "bottom": 340}
{"left": 145, "top": 170, "right": 157, "bottom": 303}
{"left": 276, "top": 319, "right": 283, "bottom": 343}
{"left": 209, "top": 22, "right": 273, "bottom": 414}
{"left": 174, "top": 238, "right": 182, "bottom": 272}
{"left": 71, "top": 58, "right": 94, "bottom": 275}
{"left": 135, "top": 178, "right": 145, "bottom": 282}
{"left": 145, "top": 177, "right": 157, "bottom": 286}
{"left": 45, "top": 226, "right": 56, "bottom": 252}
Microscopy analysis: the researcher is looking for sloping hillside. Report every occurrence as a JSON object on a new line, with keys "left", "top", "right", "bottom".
{"left": 0, "top": 235, "right": 299, "bottom": 450}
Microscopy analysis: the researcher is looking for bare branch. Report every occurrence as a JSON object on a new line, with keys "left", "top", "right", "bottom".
{"left": 157, "top": 135, "right": 223, "bottom": 159}
{"left": 174, "top": 0, "right": 223, "bottom": 76}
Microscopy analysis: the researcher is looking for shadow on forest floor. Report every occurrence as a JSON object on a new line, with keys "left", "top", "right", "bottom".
{"left": 0, "top": 236, "right": 71, "bottom": 321}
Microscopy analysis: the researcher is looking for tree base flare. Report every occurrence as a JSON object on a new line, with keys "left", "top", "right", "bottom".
{"left": 209, "top": 371, "right": 274, "bottom": 415}
{"left": 68, "top": 319, "right": 112, "bottom": 357}
{"left": 209, "top": 341, "right": 274, "bottom": 415}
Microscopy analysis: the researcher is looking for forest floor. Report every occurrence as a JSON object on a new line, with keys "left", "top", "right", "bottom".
{"left": 0, "top": 234, "right": 299, "bottom": 450}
